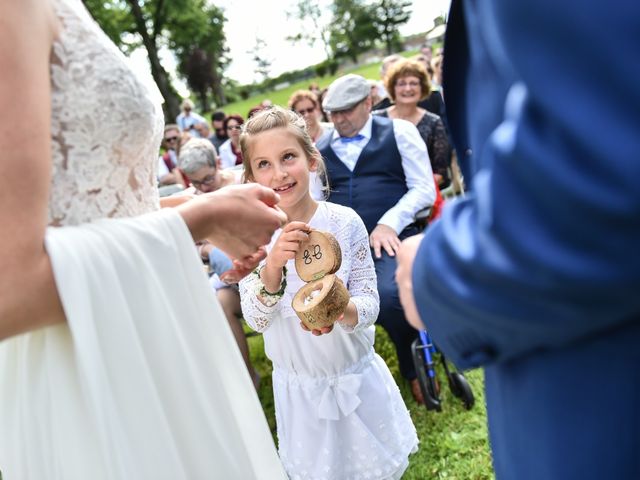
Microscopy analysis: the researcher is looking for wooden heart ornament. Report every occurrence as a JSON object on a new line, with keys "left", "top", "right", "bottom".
{"left": 291, "top": 230, "right": 350, "bottom": 330}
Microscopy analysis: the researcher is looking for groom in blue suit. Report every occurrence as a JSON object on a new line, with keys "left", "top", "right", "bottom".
{"left": 397, "top": 0, "right": 640, "bottom": 478}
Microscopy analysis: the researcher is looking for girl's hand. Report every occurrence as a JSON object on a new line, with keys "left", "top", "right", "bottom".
{"left": 299, "top": 321, "right": 335, "bottom": 336}
{"left": 260, "top": 221, "right": 310, "bottom": 292}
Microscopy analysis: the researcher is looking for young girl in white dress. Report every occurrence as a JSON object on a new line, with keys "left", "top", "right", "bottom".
{"left": 239, "top": 106, "right": 418, "bottom": 480}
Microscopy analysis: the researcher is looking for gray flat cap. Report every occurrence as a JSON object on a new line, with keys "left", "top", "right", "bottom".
{"left": 322, "top": 74, "right": 371, "bottom": 112}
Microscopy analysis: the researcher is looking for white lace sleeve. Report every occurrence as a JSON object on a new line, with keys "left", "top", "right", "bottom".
{"left": 333, "top": 206, "right": 380, "bottom": 333}
{"left": 239, "top": 265, "right": 283, "bottom": 333}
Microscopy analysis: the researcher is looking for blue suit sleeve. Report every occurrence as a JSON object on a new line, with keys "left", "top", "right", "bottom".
{"left": 414, "top": 0, "right": 640, "bottom": 369}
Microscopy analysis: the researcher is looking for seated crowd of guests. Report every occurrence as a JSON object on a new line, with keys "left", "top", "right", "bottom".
{"left": 158, "top": 48, "right": 455, "bottom": 403}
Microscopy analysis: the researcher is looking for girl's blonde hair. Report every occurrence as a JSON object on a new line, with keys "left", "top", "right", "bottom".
{"left": 239, "top": 106, "right": 328, "bottom": 195}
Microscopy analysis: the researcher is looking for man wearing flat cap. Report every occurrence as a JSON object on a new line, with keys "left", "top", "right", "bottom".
{"left": 316, "top": 73, "right": 436, "bottom": 404}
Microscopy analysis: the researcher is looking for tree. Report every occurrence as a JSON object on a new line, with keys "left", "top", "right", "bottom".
{"left": 248, "top": 37, "right": 273, "bottom": 82}
{"left": 329, "top": 0, "right": 377, "bottom": 64}
{"left": 370, "top": 0, "right": 412, "bottom": 55}
{"left": 82, "top": 0, "right": 228, "bottom": 120}
{"left": 168, "top": 2, "right": 229, "bottom": 109}
{"left": 286, "top": 0, "right": 334, "bottom": 64}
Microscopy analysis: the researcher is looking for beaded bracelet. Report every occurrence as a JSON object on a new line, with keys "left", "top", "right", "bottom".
{"left": 254, "top": 265, "right": 288, "bottom": 307}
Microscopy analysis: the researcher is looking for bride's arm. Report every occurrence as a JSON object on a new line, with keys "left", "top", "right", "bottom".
{"left": 0, "top": 1, "right": 286, "bottom": 341}
{"left": 0, "top": 0, "right": 67, "bottom": 340}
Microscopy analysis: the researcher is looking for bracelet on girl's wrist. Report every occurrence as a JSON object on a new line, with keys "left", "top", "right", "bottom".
{"left": 255, "top": 265, "right": 287, "bottom": 307}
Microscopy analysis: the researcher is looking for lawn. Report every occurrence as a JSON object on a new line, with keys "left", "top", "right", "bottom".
{"left": 247, "top": 326, "right": 495, "bottom": 479}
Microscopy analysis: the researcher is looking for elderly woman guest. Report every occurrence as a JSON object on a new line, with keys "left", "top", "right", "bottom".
{"left": 288, "top": 90, "right": 331, "bottom": 143}
{"left": 375, "top": 58, "right": 452, "bottom": 188}
{"left": 218, "top": 114, "right": 245, "bottom": 169}
{"left": 177, "top": 138, "right": 260, "bottom": 388}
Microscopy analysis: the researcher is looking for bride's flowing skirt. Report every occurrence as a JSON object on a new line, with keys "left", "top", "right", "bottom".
{"left": 0, "top": 209, "right": 286, "bottom": 479}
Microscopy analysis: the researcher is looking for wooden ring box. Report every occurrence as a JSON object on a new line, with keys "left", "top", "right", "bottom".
{"left": 291, "top": 230, "right": 350, "bottom": 330}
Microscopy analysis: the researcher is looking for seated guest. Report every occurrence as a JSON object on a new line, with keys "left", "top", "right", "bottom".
{"left": 194, "top": 122, "right": 216, "bottom": 147}
{"left": 177, "top": 138, "right": 259, "bottom": 388}
{"left": 288, "top": 89, "right": 330, "bottom": 142}
{"left": 377, "top": 58, "right": 452, "bottom": 188}
{"left": 218, "top": 114, "right": 245, "bottom": 169}
{"left": 176, "top": 98, "right": 207, "bottom": 135}
{"left": 210, "top": 110, "right": 228, "bottom": 151}
{"left": 317, "top": 74, "right": 436, "bottom": 404}
{"left": 157, "top": 124, "right": 184, "bottom": 186}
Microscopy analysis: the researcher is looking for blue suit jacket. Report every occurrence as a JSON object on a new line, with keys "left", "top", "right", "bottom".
{"left": 413, "top": 1, "right": 640, "bottom": 478}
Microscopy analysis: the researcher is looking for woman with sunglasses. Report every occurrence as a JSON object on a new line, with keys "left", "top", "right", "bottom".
{"left": 288, "top": 89, "right": 331, "bottom": 143}
{"left": 218, "top": 114, "right": 245, "bottom": 169}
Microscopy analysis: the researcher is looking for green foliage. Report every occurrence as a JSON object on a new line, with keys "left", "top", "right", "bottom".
{"left": 248, "top": 37, "right": 273, "bottom": 82}
{"left": 222, "top": 50, "right": 418, "bottom": 117}
{"left": 246, "top": 324, "right": 494, "bottom": 479}
{"left": 329, "top": 0, "right": 378, "bottom": 63}
{"left": 370, "top": 0, "right": 413, "bottom": 55}
{"left": 83, "top": 0, "right": 228, "bottom": 118}
{"left": 286, "top": 0, "right": 334, "bottom": 62}
{"left": 82, "top": 0, "right": 137, "bottom": 51}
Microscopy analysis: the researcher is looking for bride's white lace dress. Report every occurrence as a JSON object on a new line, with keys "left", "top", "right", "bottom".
{"left": 0, "top": 0, "right": 285, "bottom": 478}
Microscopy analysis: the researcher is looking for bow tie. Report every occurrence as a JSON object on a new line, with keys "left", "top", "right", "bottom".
{"left": 339, "top": 134, "right": 365, "bottom": 144}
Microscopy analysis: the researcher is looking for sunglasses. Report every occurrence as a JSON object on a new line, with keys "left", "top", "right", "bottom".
{"left": 295, "top": 107, "right": 316, "bottom": 116}
{"left": 227, "top": 125, "right": 242, "bottom": 131}
{"left": 164, "top": 136, "right": 179, "bottom": 142}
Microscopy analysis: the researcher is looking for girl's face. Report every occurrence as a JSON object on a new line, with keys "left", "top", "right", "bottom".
{"left": 248, "top": 127, "right": 317, "bottom": 211}
{"left": 394, "top": 75, "right": 423, "bottom": 106}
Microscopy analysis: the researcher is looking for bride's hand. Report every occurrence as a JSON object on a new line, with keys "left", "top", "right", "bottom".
{"left": 177, "top": 184, "right": 287, "bottom": 261}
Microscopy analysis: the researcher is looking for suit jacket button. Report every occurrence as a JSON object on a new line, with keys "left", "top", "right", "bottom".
{"left": 464, "top": 148, "right": 473, "bottom": 157}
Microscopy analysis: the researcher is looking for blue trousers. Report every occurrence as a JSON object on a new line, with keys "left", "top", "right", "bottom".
{"left": 373, "top": 226, "right": 421, "bottom": 380}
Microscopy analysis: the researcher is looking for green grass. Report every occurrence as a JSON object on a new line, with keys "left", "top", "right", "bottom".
{"left": 222, "top": 50, "right": 420, "bottom": 118}
{"left": 246, "top": 325, "right": 495, "bottom": 479}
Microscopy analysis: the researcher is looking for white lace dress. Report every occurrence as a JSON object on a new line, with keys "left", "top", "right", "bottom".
{"left": 0, "top": 1, "right": 285, "bottom": 478}
{"left": 240, "top": 202, "right": 419, "bottom": 480}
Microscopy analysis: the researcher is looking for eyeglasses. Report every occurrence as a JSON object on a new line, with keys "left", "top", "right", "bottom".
{"left": 396, "top": 80, "right": 421, "bottom": 89}
{"left": 295, "top": 107, "right": 316, "bottom": 116}
{"left": 190, "top": 174, "right": 217, "bottom": 188}
{"left": 227, "top": 125, "right": 242, "bottom": 131}
{"left": 164, "top": 136, "right": 179, "bottom": 142}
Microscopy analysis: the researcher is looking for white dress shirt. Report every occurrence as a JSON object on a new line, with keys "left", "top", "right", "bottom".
{"left": 329, "top": 116, "right": 436, "bottom": 234}
{"left": 218, "top": 139, "right": 238, "bottom": 169}
{"left": 176, "top": 111, "right": 207, "bottom": 133}
{"left": 157, "top": 149, "right": 177, "bottom": 179}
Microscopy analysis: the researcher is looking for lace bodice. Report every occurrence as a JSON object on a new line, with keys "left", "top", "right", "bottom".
{"left": 48, "top": 0, "right": 163, "bottom": 226}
